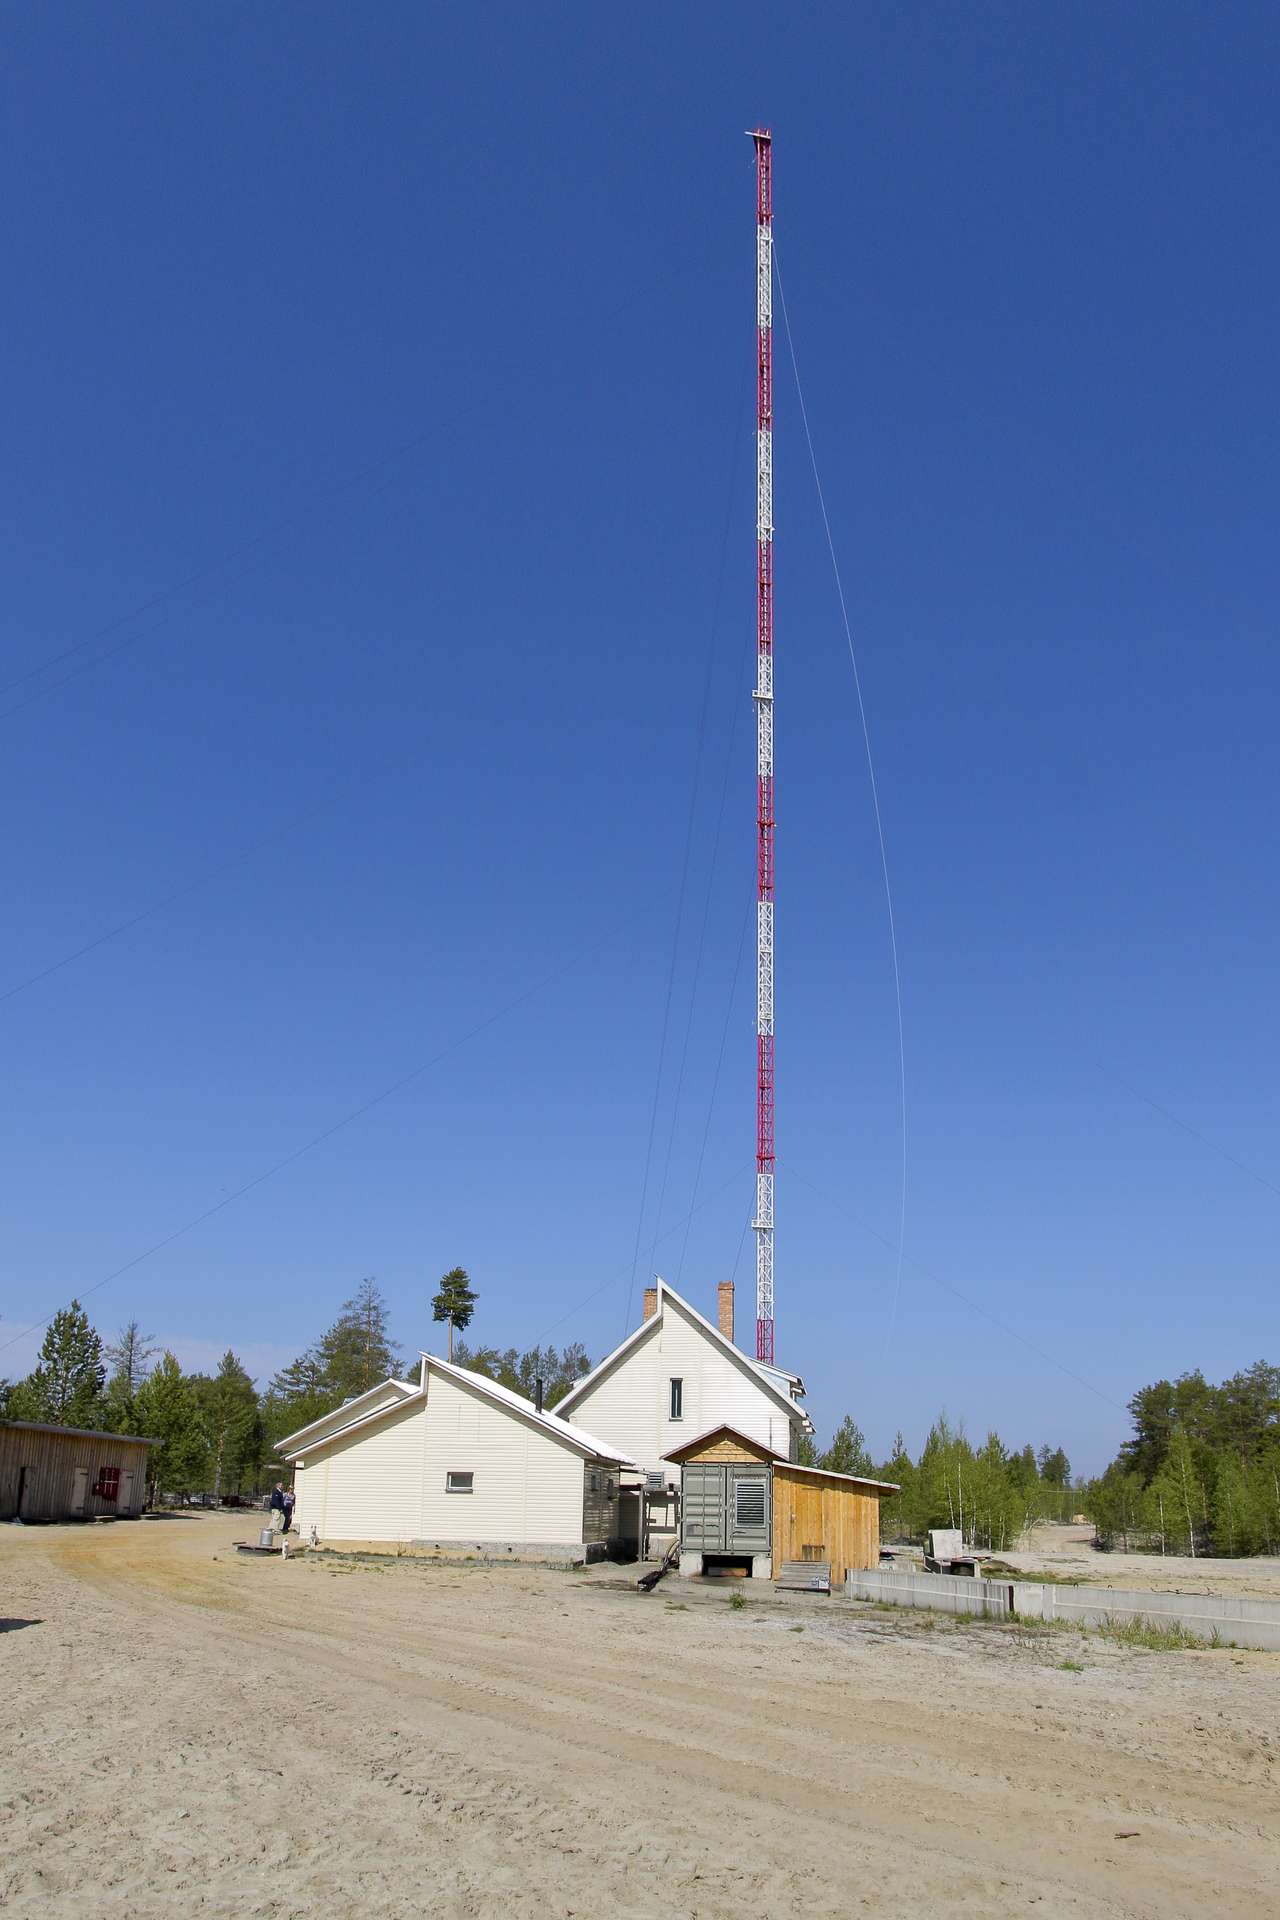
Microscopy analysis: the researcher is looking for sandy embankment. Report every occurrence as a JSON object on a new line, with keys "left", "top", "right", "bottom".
{"left": 998, "top": 1522, "right": 1280, "bottom": 1599}
{"left": 1, "top": 1515, "right": 1277, "bottom": 1918}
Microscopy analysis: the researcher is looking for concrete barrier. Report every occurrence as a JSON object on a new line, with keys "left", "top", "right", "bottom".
{"left": 846, "top": 1567, "right": 1014, "bottom": 1619}
{"left": 1011, "top": 1580, "right": 1280, "bottom": 1651}
{"left": 847, "top": 1567, "right": 1280, "bottom": 1651}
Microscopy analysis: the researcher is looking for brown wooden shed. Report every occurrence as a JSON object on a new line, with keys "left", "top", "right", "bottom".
{"left": 667, "top": 1423, "right": 898, "bottom": 1586}
{"left": 0, "top": 1420, "right": 157, "bottom": 1523}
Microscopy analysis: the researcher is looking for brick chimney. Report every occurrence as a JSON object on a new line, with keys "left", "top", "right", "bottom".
{"left": 717, "top": 1280, "right": 735, "bottom": 1345}
{"left": 642, "top": 1286, "right": 658, "bottom": 1322}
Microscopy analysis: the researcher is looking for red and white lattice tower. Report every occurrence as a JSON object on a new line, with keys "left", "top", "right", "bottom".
{"left": 751, "top": 129, "right": 775, "bottom": 1366}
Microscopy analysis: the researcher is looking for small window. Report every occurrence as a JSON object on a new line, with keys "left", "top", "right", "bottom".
{"left": 445, "top": 1471, "right": 474, "bottom": 1494}
{"left": 94, "top": 1466, "right": 121, "bottom": 1502}
{"left": 669, "top": 1377, "right": 683, "bottom": 1421}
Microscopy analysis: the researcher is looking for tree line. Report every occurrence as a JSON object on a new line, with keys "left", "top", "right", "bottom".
{"left": 1082, "top": 1361, "right": 1280, "bottom": 1557}
{"left": 0, "top": 1268, "right": 590, "bottom": 1499}
{"left": 801, "top": 1412, "right": 1075, "bottom": 1551}
{"left": 15, "top": 1279, "right": 1268, "bottom": 1559}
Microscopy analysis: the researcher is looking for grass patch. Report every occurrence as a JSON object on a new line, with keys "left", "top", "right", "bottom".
{"left": 984, "top": 1561, "right": 1084, "bottom": 1586}
{"left": 790, "top": 1625, "right": 805, "bottom": 1633}
{"left": 664, "top": 1602, "right": 688, "bottom": 1612}
{"left": 1058, "top": 1659, "right": 1085, "bottom": 1673}
{"left": 728, "top": 1591, "right": 747, "bottom": 1611}
{"left": 1098, "top": 1613, "right": 1204, "bottom": 1652}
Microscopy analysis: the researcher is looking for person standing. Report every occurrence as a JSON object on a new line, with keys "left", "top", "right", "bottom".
{"left": 282, "top": 1485, "right": 296, "bottom": 1535}
{"left": 270, "top": 1482, "right": 286, "bottom": 1534}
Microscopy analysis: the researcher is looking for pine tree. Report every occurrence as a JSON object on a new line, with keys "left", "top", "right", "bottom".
{"left": 105, "top": 1320, "right": 158, "bottom": 1395}
{"left": 316, "top": 1277, "right": 402, "bottom": 1398}
{"left": 820, "top": 1414, "right": 873, "bottom": 1478}
{"left": 262, "top": 1350, "right": 340, "bottom": 1445}
{"left": 432, "top": 1267, "right": 476, "bottom": 1362}
{"left": 453, "top": 1337, "right": 588, "bottom": 1407}
{"left": 6, "top": 1301, "right": 106, "bottom": 1428}
{"left": 102, "top": 1319, "right": 158, "bottom": 1433}
{"left": 191, "top": 1352, "right": 261, "bottom": 1498}
{"left": 135, "top": 1354, "right": 209, "bottom": 1497}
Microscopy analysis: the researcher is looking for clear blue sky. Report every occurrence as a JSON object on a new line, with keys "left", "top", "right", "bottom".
{"left": 3, "top": 5, "right": 1276, "bottom": 1474}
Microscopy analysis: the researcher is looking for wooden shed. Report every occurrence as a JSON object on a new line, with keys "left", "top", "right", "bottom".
{"left": 667, "top": 1424, "right": 898, "bottom": 1586}
{"left": 0, "top": 1420, "right": 157, "bottom": 1523}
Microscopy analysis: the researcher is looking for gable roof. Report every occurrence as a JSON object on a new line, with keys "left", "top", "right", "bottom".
{"left": 663, "top": 1422, "right": 783, "bottom": 1464}
{"left": 275, "top": 1377, "right": 422, "bottom": 1455}
{"left": 277, "top": 1357, "right": 636, "bottom": 1467}
{"left": 555, "top": 1281, "right": 812, "bottom": 1433}
{"left": 0, "top": 1418, "right": 160, "bottom": 1447}
{"left": 665, "top": 1422, "right": 899, "bottom": 1492}
{"left": 421, "top": 1353, "right": 636, "bottom": 1465}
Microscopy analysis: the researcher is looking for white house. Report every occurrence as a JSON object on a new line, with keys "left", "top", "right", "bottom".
{"left": 277, "top": 1353, "right": 637, "bottom": 1562}
{"left": 554, "top": 1279, "right": 812, "bottom": 1547}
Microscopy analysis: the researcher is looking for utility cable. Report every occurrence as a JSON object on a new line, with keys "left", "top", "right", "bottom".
{"left": 623, "top": 358, "right": 744, "bottom": 1336}
{"left": 0, "top": 912, "right": 635, "bottom": 1358}
{"left": 533, "top": 1157, "right": 753, "bottom": 1347}
{"left": 1101, "top": 1065, "right": 1280, "bottom": 1205}
{"left": 675, "top": 896, "right": 753, "bottom": 1288}
{"left": 0, "top": 784, "right": 354, "bottom": 1007}
{"left": 0, "top": 259, "right": 710, "bottom": 725}
{"left": 782, "top": 1158, "right": 1126, "bottom": 1413}
{"left": 648, "top": 353, "right": 751, "bottom": 1269}
{"left": 773, "top": 246, "right": 909, "bottom": 1367}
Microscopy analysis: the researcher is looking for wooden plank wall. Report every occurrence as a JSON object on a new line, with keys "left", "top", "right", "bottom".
{"left": 772, "top": 1466, "right": 881, "bottom": 1583}
{"left": 0, "top": 1427, "right": 152, "bottom": 1522}
{"left": 684, "top": 1433, "right": 774, "bottom": 1464}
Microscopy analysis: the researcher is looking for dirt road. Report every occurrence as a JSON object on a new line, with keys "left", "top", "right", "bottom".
{"left": 2, "top": 1516, "right": 1276, "bottom": 1917}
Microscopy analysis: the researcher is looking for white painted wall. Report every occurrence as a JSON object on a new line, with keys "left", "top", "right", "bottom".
{"left": 565, "top": 1295, "right": 798, "bottom": 1475}
{"left": 416, "top": 1367, "right": 584, "bottom": 1546}
{"left": 293, "top": 1397, "right": 426, "bottom": 1542}
{"left": 290, "top": 1368, "right": 590, "bottom": 1547}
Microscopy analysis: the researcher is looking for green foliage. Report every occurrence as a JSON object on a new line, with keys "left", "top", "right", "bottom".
{"left": 262, "top": 1350, "right": 338, "bottom": 1445}
{"left": 795, "top": 1430, "right": 818, "bottom": 1468}
{"left": 453, "top": 1340, "right": 589, "bottom": 1408}
{"left": 1086, "top": 1359, "right": 1280, "bottom": 1558}
{"left": 190, "top": 1351, "right": 264, "bottom": 1495}
{"left": 135, "top": 1353, "right": 210, "bottom": 1493}
{"left": 864, "top": 1411, "right": 1074, "bottom": 1551}
{"left": 317, "top": 1277, "right": 402, "bottom": 1400}
{"left": 432, "top": 1267, "right": 477, "bottom": 1357}
{"left": 820, "top": 1413, "right": 873, "bottom": 1478}
{"left": 5, "top": 1301, "right": 106, "bottom": 1429}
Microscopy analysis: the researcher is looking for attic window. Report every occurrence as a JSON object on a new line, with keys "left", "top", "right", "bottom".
{"left": 669, "top": 1378, "right": 683, "bottom": 1421}
{"left": 445, "top": 1471, "right": 474, "bottom": 1494}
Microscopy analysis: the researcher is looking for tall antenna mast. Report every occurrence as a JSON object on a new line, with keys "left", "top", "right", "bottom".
{"left": 751, "top": 128, "right": 775, "bottom": 1366}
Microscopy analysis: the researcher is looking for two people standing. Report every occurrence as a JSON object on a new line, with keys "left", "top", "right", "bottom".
{"left": 270, "top": 1482, "right": 296, "bottom": 1534}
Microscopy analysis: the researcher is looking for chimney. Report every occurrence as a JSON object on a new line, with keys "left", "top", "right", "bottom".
{"left": 642, "top": 1286, "right": 658, "bottom": 1322}
{"left": 718, "top": 1280, "right": 735, "bottom": 1345}
{"left": 534, "top": 1376, "right": 544, "bottom": 1414}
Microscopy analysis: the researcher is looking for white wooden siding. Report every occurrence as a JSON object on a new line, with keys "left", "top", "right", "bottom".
{"left": 291, "top": 1368, "right": 589, "bottom": 1547}
{"left": 416, "top": 1369, "right": 583, "bottom": 1544}
{"left": 293, "top": 1398, "right": 426, "bottom": 1542}
{"left": 566, "top": 1295, "right": 796, "bottom": 1474}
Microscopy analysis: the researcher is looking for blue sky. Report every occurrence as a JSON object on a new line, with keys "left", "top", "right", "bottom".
{"left": 2, "top": 5, "right": 1276, "bottom": 1473}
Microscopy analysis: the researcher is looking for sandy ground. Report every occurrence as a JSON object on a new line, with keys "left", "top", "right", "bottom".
{"left": 998, "top": 1523, "right": 1280, "bottom": 1599}
{"left": 1, "top": 1516, "right": 1277, "bottom": 1918}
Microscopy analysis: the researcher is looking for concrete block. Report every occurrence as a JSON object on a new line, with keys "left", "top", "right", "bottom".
{"left": 750, "top": 1554, "right": 773, "bottom": 1580}
{"left": 678, "top": 1551, "right": 703, "bottom": 1578}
